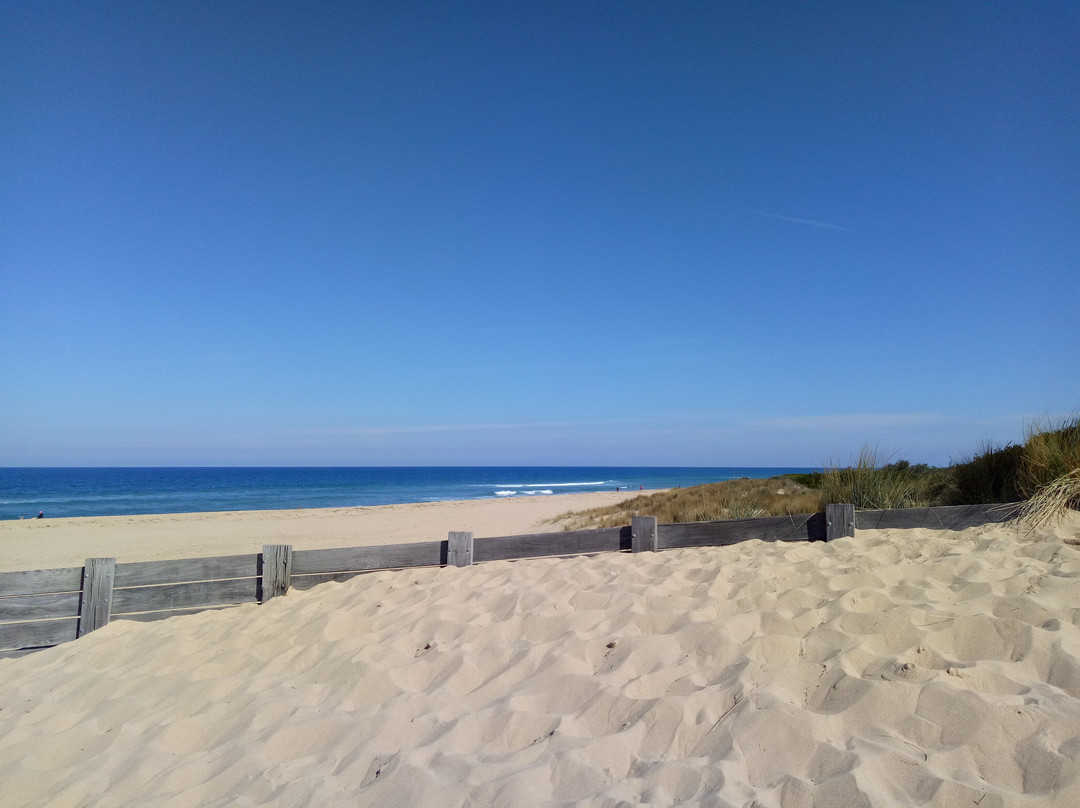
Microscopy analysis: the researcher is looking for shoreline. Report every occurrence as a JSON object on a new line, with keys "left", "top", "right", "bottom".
{"left": 0, "top": 490, "right": 650, "bottom": 572}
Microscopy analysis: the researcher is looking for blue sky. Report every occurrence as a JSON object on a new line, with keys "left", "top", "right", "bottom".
{"left": 2, "top": 1, "right": 1077, "bottom": 467}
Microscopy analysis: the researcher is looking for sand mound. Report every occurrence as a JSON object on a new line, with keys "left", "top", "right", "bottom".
{"left": 2, "top": 516, "right": 1079, "bottom": 807}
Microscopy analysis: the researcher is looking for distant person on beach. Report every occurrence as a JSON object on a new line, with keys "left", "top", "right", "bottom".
{"left": 36, "top": 511, "right": 44, "bottom": 519}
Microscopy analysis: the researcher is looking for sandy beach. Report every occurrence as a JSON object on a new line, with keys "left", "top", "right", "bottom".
{"left": 0, "top": 491, "right": 644, "bottom": 572}
{"left": 1, "top": 501, "right": 1079, "bottom": 806}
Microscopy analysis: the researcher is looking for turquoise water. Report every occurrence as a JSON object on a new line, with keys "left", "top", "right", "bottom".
{"left": 0, "top": 467, "right": 816, "bottom": 520}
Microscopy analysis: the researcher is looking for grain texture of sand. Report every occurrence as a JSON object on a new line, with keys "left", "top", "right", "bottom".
{"left": 1, "top": 512, "right": 1079, "bottom": 806}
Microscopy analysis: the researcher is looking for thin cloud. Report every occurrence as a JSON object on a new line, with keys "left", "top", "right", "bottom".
{"left": 752, "top": 413, "right": 948, "bottom": 431}
{"left": 293, "top": 418, "right": 655, "bottom": 439}
{"left": 342, "top": 421, "right": 579, "bottom": 436}
{"left": 744, "top": 208, "right": 851, "bottom": 231}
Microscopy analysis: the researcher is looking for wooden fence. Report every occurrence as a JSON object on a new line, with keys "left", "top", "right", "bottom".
{"left": 0, "top": 503, "right": 1012, "bottom": 659}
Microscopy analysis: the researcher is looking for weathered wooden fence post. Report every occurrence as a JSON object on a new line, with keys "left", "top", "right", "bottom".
{"left": 448, "top": 531, "right": 474, "bottom": 567}
{"left": 825, "top": 503, "right": 855, "bottom": 541}
{"left": 77, "top": 557, "right": 116, "bottom": 637}
{"left": 631, "top": 515, "right": 658, "bottom": 552}
{"left": 261, "top": 544, "right": 293, "bottom": 603}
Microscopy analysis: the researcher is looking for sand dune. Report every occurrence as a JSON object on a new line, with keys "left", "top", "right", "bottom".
{"left": 2, "top": 513, "right": 1079, "bottom": 806}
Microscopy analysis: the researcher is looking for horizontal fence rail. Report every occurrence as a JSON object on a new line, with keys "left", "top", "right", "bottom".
{"left": 0, "top": 502, "right": 1011, "bottom": 658}
{"left": 855, "top": 503, "right": 1017, "bottom": 531}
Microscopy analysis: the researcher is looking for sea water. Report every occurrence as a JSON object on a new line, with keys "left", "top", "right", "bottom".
{"left": 0, "top": 467, "right": 815, "bottom": 521}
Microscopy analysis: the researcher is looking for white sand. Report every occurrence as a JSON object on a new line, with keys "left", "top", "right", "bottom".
{"left": 1, "top": 509, "right": 1079, "bottom": 806}
{"left": 0, "top": 491, "right": 643, "bottom": 572}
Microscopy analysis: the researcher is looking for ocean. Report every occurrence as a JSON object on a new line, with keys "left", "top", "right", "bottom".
{"left": 0, "top": 467, "right": 816, "bottom": 521}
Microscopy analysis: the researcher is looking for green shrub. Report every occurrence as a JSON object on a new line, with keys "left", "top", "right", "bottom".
{"left": 775, "top": 472, "right": 824, "bottom": 489}
{"left": 948, "top": 443, "right": 1026, "bottom": 504}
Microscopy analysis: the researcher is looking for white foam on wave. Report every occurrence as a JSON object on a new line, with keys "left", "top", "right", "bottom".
{"left": 495, "top": 481, "right": 607, "bottom": 489}
{"left": 494, "top": 490, "right": 517, "bottom": 497}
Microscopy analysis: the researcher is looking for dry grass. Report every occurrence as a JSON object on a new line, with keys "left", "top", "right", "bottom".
{"left": 1019, "top": 417, "right": 1080, "bottom": 497}
{"left": 1018, "top": 469, "right": 1080, "bottom": 529}
{"left": 1015, "top": 417, "right": 1080, "bottom": 528}
{"left": 549, "top": 477, "right": 821, "bottom": 530}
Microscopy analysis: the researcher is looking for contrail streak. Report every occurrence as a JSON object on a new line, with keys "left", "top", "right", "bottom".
{"left": 744, "top": 208, "right": 850, "bottom": 231}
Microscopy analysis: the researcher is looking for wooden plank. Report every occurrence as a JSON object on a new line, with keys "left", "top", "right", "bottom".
{"left": 856, "top": 503, "right": 1015, "bottom": 531}
{"left": 631, "top": 516, "right": 658, "bottom": 553}
{"left": 114, "top": 554, "right": 259, "bottom": 587}
{"left": 261, "top": 545, "right": 293, "bottom": 603}
{"left": 0, "top": 617, "right": 78, "bottom": 651}
{"left": 111, "top": 578, "right": 259, "bottom": 614}
{"left": 0, "top": 591, "right": 80, "bottom": 623}
{"left": 292, "top": 541, "right": 446, "bottom": 575}
{"left": 473, "top": 527, "right": 629, "bottom": 563}
{"left": 0, "top": 566, "right": 84, "bottom": 597}
{"left": 77, "top": 558, "right": 115, "bottom": 638}
{"left": 804, "top": 511, "right": 828, "bottom": 540}
{"left": 111, "top": 604, "right": 242, "bottom": 623}
{"left": 447, "top": 531, "right": 474, "bottom": 567}
{"left": 658, "top": 512, "right": 826, "bottom": 549}
{"left": 826, "top": 503, "right": 855, "bottom": 540}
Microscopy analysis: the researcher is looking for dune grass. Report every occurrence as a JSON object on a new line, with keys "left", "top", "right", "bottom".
{"left": 946, "top": 416, "right": 1080, "bottom": 507}
{"left": 550, "top": 477, "right": 821, "bottom": 530}
{"left": 553, "top": 416, "right": 1080, "bottom": 529}
{"left": 947, "top": 442, "right": 1026, "bottom": 504}
{"left": 1016, "top": 417, "right": 1080, "bottom": 527}
{"left": 1019, "top": 469, "right": 1080, "bottom": 528}
{"left": 816, "top": 449, "right": 949, "bottom": 511}
{"left": 1019, "top": 416, "right": 1080, "bottom": 495}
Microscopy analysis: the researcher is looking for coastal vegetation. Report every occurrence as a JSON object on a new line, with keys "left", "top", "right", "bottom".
{"left": 554, "top": 416, "right": 1080, "bottom": 529}
{"left": 551, "top": 476, "right": 822, "bottom": 530}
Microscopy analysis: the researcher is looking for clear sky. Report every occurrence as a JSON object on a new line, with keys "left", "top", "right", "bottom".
{"left": 2, "top": 1, "right": 1077, "bottom": 467}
